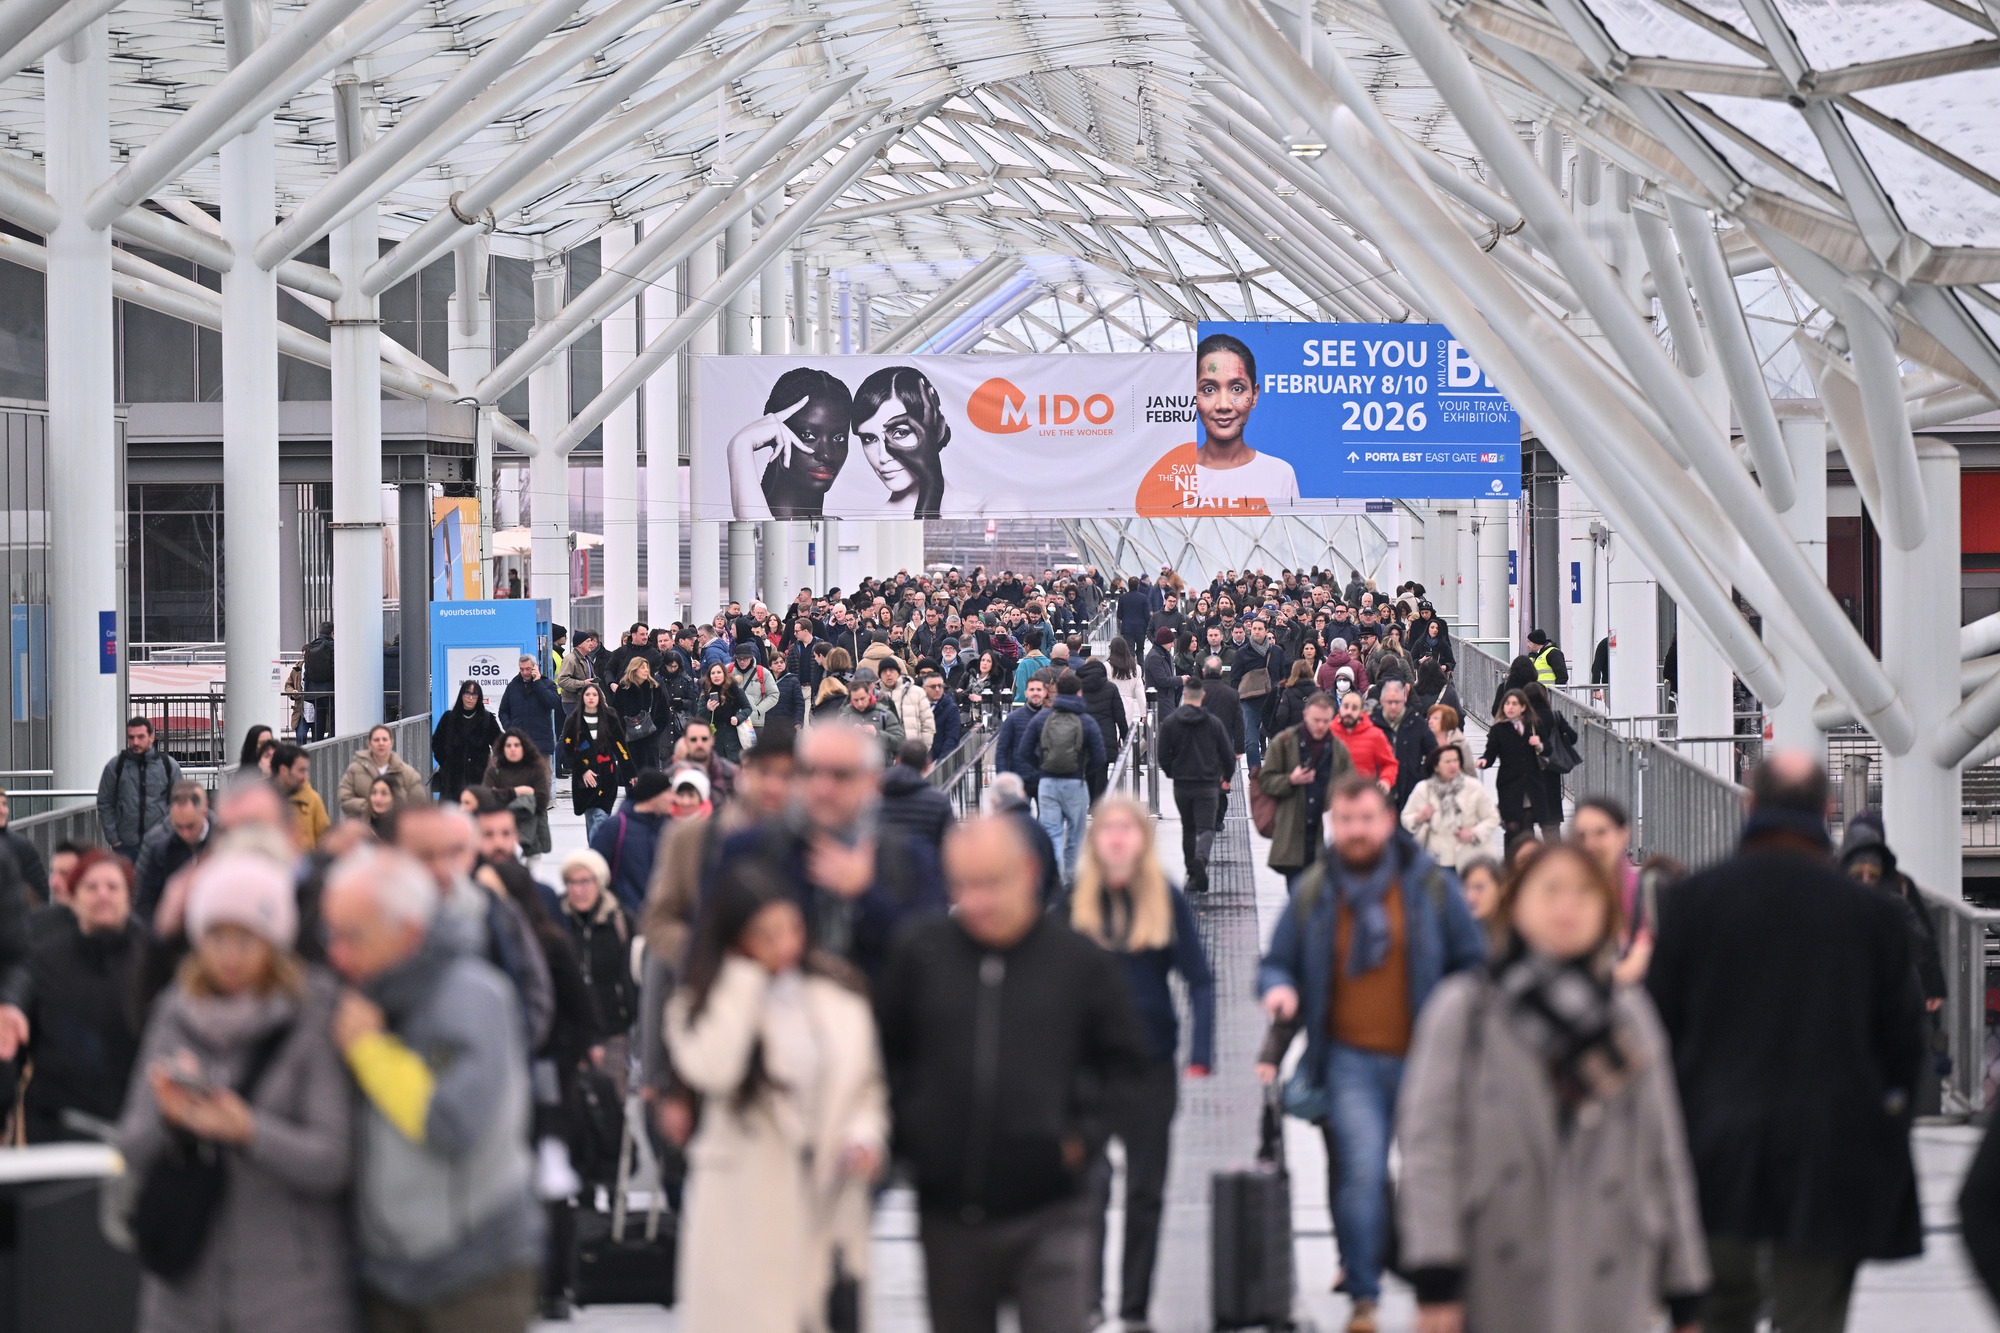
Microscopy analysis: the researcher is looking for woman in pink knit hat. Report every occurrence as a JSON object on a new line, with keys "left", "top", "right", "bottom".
{"left": 116, "top": 852, "right": 358, "bottom": 1333}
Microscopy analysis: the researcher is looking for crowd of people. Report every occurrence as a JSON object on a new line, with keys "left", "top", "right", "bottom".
{"left": 2, "top": 555, "right": 1992, "bottom": 1333}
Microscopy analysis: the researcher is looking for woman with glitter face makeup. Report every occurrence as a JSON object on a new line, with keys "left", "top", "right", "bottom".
{"left": 852, "top": 365, "right": 953, "bottom": 519}
{"left": 726, "top": 366, "right": 853, "bottom": 519}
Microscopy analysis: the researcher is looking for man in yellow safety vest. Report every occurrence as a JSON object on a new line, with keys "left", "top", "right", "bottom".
{"left": 1527, "top": 628, "right": 1569, "bottom": 685}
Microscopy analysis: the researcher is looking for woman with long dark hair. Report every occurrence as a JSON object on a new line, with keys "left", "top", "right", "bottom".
{"left": 667, "top": 863, "right": 885, "bottom": 1332}
{"left": 853, "top": 365, "right": 952, "bottom": 519}
{"left": 560, "top": 682, "right": 627, "bottom": 840}
{"left": 430, "top": 680, "right": 501, "bottom": 801}
{"left": 485, "top": 727, "right": 553, "bottom": 858}
{"left": 698, "top": 661, "right": 748, "bottom": 762}
{"left": 1069, "top": 797, "right": 1213, "bottom": 1331}
{"left": 1492, "top": 654, "right": 1537, "bottom": 721}
{"left": 1107, "top": 635, "right": 1148, "bottom": 737}
{"left": 237, "top": 724, "right": 273, "bottom": 770}
{"left": 1522, "top": 681, "right": 1573, "bottom": 843}
{"left": 725, "top": 367, "right": 852, "bottom": 520}
{"left": 1481, "top": 688, "right": 1548, "bottom": 850}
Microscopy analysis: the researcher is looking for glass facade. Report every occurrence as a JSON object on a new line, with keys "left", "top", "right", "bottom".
{"left": 127, "top": 483, "right": 223, "bottom": 645}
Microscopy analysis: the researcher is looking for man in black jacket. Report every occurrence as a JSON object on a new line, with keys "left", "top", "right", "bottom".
{"left": 876, "top": 816, "right": 1150, "bottom": 1333}
{"left": 1157, "top": 677, "right": 1236, "bottom": 893}
{"left": 0, "top": 790, "right": 48, "bottom": 905}
{"left": 1197, "top": 656, "right": 1244, "bottom": 762}
{"left": 1648, "top": 754, "right": 1926, "bottom": 1333}
{"left": 1142, "top": 628, "right": 1182, "bottom": 721}
{"left": 1116, "top": 577, "right": 1152, "bottom": 646}
{"left": 1370, "top": 679, "right": 1437, "bottom": 813}
{"left": 879, "top": 738, "right": 955, "bottom": 858}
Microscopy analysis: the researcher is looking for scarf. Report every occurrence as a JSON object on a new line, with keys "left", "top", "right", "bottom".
{"left": 1490, "top": 934, "right": 1642, "bottom": 1119}
{"left": 1432, "top": 772, "right": 1465, "bottom": 830}
{"left": 1332, "top": 843, "right": 1399, "bottom": 977}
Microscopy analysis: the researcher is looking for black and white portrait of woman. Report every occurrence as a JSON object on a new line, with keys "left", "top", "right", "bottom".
{"left": 724, "top": 366, "right": 853, "bottom": 519}
{"left": 852, "top": 365, "right": 955, "bottom": 520}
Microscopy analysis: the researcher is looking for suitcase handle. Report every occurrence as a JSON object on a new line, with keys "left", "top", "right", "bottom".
{"left": 1257, "top": 1083, "right": 1286, "bottom": 1173}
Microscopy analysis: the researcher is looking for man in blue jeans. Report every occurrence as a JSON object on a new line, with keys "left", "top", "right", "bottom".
{"left": 1256, "top": 775, "right": 1484, "bottom": 1333}
{"left": 1021, "top": 669, "right": 1104, "bottom": 883}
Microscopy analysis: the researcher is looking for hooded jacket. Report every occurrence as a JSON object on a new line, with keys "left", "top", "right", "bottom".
{"left": 1838, "top": 814, "right": 1948, "bottom": 1003}
{"left": 1075, "top": 658, "right": 1128, "bottom": 751}
{"left": 879, "top": 764, "right": 955, "bottom": 857}
{"left": 1020, "top": 694, "right": 1107, "bottom": 786}
{"left": 430, "top": 687, "right": 501, "bottom": 800}
{"left": 1157, "top": 701, "right": 1234, "bottom": 784}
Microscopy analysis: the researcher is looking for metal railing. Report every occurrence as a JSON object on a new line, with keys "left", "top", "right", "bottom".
{"left": 1108, "top": 707, "right": 1154, "bottom": 803}
{"left": 7, "top": 712, "right": 433, "bottom": 866}
{"left": 1918, "top": 887, "right": 2000, "bottom": 1114}
{"left": 129, "top": 692, "right": 229, "bottom": 768}
{"left": 926, "top": 720, "right": 999, "bottom": 817}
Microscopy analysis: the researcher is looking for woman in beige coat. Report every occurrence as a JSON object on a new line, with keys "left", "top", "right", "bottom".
{"left": 1401, "top": 740, "right": 1501, "bottom": 870}
{"left": 1397, "top": 842, "right": 1708, "bottom": 1333}
{"left": 666, "top": 864, "right": 886, "bottom": 1333}
{"left": 335, "top": 724, "right": 425, "bottom": 819}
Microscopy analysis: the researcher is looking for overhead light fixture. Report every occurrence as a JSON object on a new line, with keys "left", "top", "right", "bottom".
{"left": 1287, "top": 138, "right": 1326, "bottom": 158}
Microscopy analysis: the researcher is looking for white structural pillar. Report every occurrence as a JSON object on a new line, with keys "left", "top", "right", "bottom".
{"left": 1676, "top": 365, "right": 1734, "bottom": 756}
{"left": 643, "top": 250, "right": 680, "bottom": 624}
{"left": 722, "top": 217, "right": 755, "bottom": 608}
{"left": 1401, "top": 505, "right": 1425, "bottom": 592}
{"left": 1477, "top": 498, "right": 1509, "bottom": 641}
{"left": 221, "top": 0, "right": 284, "bottom": 745}
{"left": 448, "top": 238, "right": 493, "bottom": 588}
{"left": 601, "top": 223, "right": 640, "bottom": 635}
{"left": 687, "top": 241, "right": 721, "bottom": 620}
{"left": 1605, "top": 524, "right": 1659, "bottom": 719}
{"left": 758, "top": 254, "right": 791, "bottom": 607}
{"left": 528, "top": 249, "right": 570, "bottom": 629}
{"left": 1766, "top": 415, "right": 1828, "bottom": 758}
{"left": 330, "top": 69, "right": 384, "bottom": 735}
{"left": 45, "top": 20, "right": 119, "bottom": 787}
{"left": 1431, "top": 505, "right": 1460, "bottom": 625}
{"left": 1881, "top": 436, "right": 1961, "bottom": 896}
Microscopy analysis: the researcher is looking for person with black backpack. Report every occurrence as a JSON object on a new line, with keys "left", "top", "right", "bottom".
{"left": 300, "top": 622, "right": 335, "bottom": 739}
{"left": 1020, "top": 669, "right": 1106, "bottom": 885}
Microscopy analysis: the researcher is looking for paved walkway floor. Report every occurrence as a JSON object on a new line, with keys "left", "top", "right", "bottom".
{"left": 536, "top": 769, "right": 2000, "bottom": 1333}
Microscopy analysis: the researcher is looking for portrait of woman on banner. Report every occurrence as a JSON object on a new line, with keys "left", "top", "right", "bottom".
{"left": 853, "top": 365, "right": 956, "bottom": 519}
{"left": 725, "top": 366, "right": 854, "bottom": 519}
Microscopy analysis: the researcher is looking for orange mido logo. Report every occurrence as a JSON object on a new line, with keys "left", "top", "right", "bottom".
{"left": 966, "top": 378, "right": 1114, "bottom": 434}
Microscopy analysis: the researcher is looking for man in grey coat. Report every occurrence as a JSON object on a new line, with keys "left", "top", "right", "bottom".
{"left": 323, "top": 847, "right": 542, "bottom": 1333}
{"left": 96, "top": 716, "right": 183, "bottom": 861}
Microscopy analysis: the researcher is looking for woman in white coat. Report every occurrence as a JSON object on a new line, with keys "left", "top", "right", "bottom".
{"left": 666, "top": 864, "right": 887, "bottom": 1333}
{"left": 1401, "top": 740, "right": 1502, "bottom": 870}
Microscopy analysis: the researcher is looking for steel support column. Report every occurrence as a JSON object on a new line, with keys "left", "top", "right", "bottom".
{"left": 221, "top": 0, "right": 284, "bottom": 748}
{"left": 1882, "top": 438, "right": 1961, "bottom": 895}
{"left": 447, "top": 238, "right": 493, "bottom": 579}
{"left": 330, "top": 70, "right": 384, "bottom": 735}
{"left": 601, "top": 223, "right": 641, "bottom": 635}
{"left": 529, "top": 250, "right": 570, "bottom": 629}
{"left": 398, "top": 483, "right": 430, "bottom": 719}
{"left": 723, "top": 213, "right": 754, "bottom": 606}
{"left": 643, "top": 252, "right": 680, "bottom": 624}
{"left": 1766, "top": 416, "right": 1828, "bottom": 758}
{"left": 688, "top": 240, "right": 720, "bottom": 620}
{"left": 45, "top": 20, "right": 119, "bottom": 787}
{"left": 1477, "top": 498, "right": 1509, "bottom": 641}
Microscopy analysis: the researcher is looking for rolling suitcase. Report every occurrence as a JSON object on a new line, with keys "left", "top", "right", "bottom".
{"left": 574, "top": 1093, "right": 677, "bottom": 1308}
{"left": 1211, "top": 1090, "right": 1294, "bottom": 1329}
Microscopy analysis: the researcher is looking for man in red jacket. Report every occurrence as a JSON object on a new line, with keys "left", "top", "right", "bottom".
{"left": 1333, "top": 691, "right": 1398, "bottom": 792}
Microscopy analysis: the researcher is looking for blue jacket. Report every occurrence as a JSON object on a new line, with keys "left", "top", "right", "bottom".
{"left": 995, "top": 703, "right": 1044, "bottom": 777}
{"left": 498, "top": 673, "right": 561, "bottom": 758}
{"left": 1256, "top": 829, "right": 1484, "bottom": 1074}
{"left": 700, "top": 639, "right": 731, "bottom": 670}
{"left": 1012, "top": 651, "right": 1051, "bottom": 703}
{"left": 930, "top": 692, "right": 965, "bottom": 762}
{"left": 1019, "top": 694, "right": 1105, "bottom": 784}
{"left": 588, "top": 800, "right": 668, "bottom": 915}
{"left": 1104, "top": 887, "right": 1216, "bottom": 1068}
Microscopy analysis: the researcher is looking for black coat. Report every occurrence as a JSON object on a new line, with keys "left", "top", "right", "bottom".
{"left": 559, "top": 895, "right": 636, "bottom": 1038}
{"left": 1647, "top": 840, "right": 1926, "bottom": 1262}
{"left": 22, "top": 922, "right": 145, "bottom": 1142}
{"left": 874, "top": 913, "right": 1152, "bottom": 1219}
{"left": 1157, "top": 703, "right": 1234, "bottom": 784}
{"left": 431, "top": 697, "right": 502, "bottom": 800}
{"left": 1371, "top": 705, "right": 1438, "bottom": 811}
{"left": 1076, "top": 660, "right": 1127, "bottom": 748}
{"left": 1116, "top": 587, "right": 1152, "bottom": 643}
{"left": 1198, "top": 676, "right": 1243, "bottom": 755}
{"left": 879, "top": 765, "right": 955, "bottom": 858}
{"left": 561, "top": 710, "right": 630, "bottom": 815}
{"left": 1480, "top": 718, "right": 1547, "bottom": 825}
{"left": 1142, "top": 644, "right": 1181, "bottom": 713}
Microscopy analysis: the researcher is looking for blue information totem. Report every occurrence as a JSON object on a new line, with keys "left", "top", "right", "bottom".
{"left": 428, "top": 601, "right": 550, "bottom": 727}
{"left": 1196, "top": 321, "right": 1522, "bottom": 500}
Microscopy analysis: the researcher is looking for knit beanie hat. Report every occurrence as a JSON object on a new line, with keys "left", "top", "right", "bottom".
{"left": 186, "top": 852, "right": 299, "bottom": 950}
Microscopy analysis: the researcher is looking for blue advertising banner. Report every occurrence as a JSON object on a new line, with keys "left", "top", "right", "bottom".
{"left": 1194, "top": 322, "right": 1521, "bottom": 501}
{"left": 429, "top": 601, "right": 546, "bottom": 727}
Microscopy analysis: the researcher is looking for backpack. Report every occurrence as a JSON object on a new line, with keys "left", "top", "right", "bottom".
{"left": 1038, "top": 709, "right": 1086, "bottom": 776}
{"left": 741, "top": 665, "right": 782, "bottom": 725}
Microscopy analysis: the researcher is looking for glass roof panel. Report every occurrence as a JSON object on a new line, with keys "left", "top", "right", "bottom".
{"left": 1852, "top": 68, "right": 2000, "bottom": 189}
{"left": 1580, "top": 0, "right": 1766, "bottom": 64}
{"left": 1767, "top": 0, "right": 1991, "bottom": 70}
{"left": 1844, "top": 106, "right": 2000, "bottom": 245}
{"left": 1686, "top": 92, "right": 1837, "bottom": 183}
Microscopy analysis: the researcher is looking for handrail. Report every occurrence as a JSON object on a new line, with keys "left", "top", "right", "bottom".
{"left": 1916, "top": 882, "right": 2000, "bottom": 1115}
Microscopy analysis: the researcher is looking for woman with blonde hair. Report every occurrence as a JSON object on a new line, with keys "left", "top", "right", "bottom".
{"left": 1397, "top": 842, "right": 1707, "bottom": 1333}
{"left": 1068, "top": 795, "right": 1215, "bottom": 1331}
{"left": 614, "top": 656, "right": 664, "bottom": 772}
{"left": 116, "top": 853, "right": 355, "bottom": 1333}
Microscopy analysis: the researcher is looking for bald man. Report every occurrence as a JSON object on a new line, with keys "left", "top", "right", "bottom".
{"left": 875, "top": 817, "right": 1150, "bottom": 1333}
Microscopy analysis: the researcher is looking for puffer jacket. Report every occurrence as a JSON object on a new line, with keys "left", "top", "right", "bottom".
{"left": 1401, "top": 769, "right": 1502, "bottom": 870}
{"left": 337, "top": 751, "right": 426, "bottom": 820}
{"left": 96, "top": 747, "right": 183, "bottom": 852}
{"left": 887, "top": 678, "right": 936, "bottom": 753}
{"left": 117, "top": 970, "right": 357, "bottom": 1333}
{"left": 348, "top": 927, "right": 541, "bottom": 1308}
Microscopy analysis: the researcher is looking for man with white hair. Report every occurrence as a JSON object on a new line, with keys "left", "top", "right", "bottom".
{"left": 714, "top": 721, "right": 943, "bottom": 979}
{"left": 323, "top": 847, "right": 542, "bottom": 1333}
